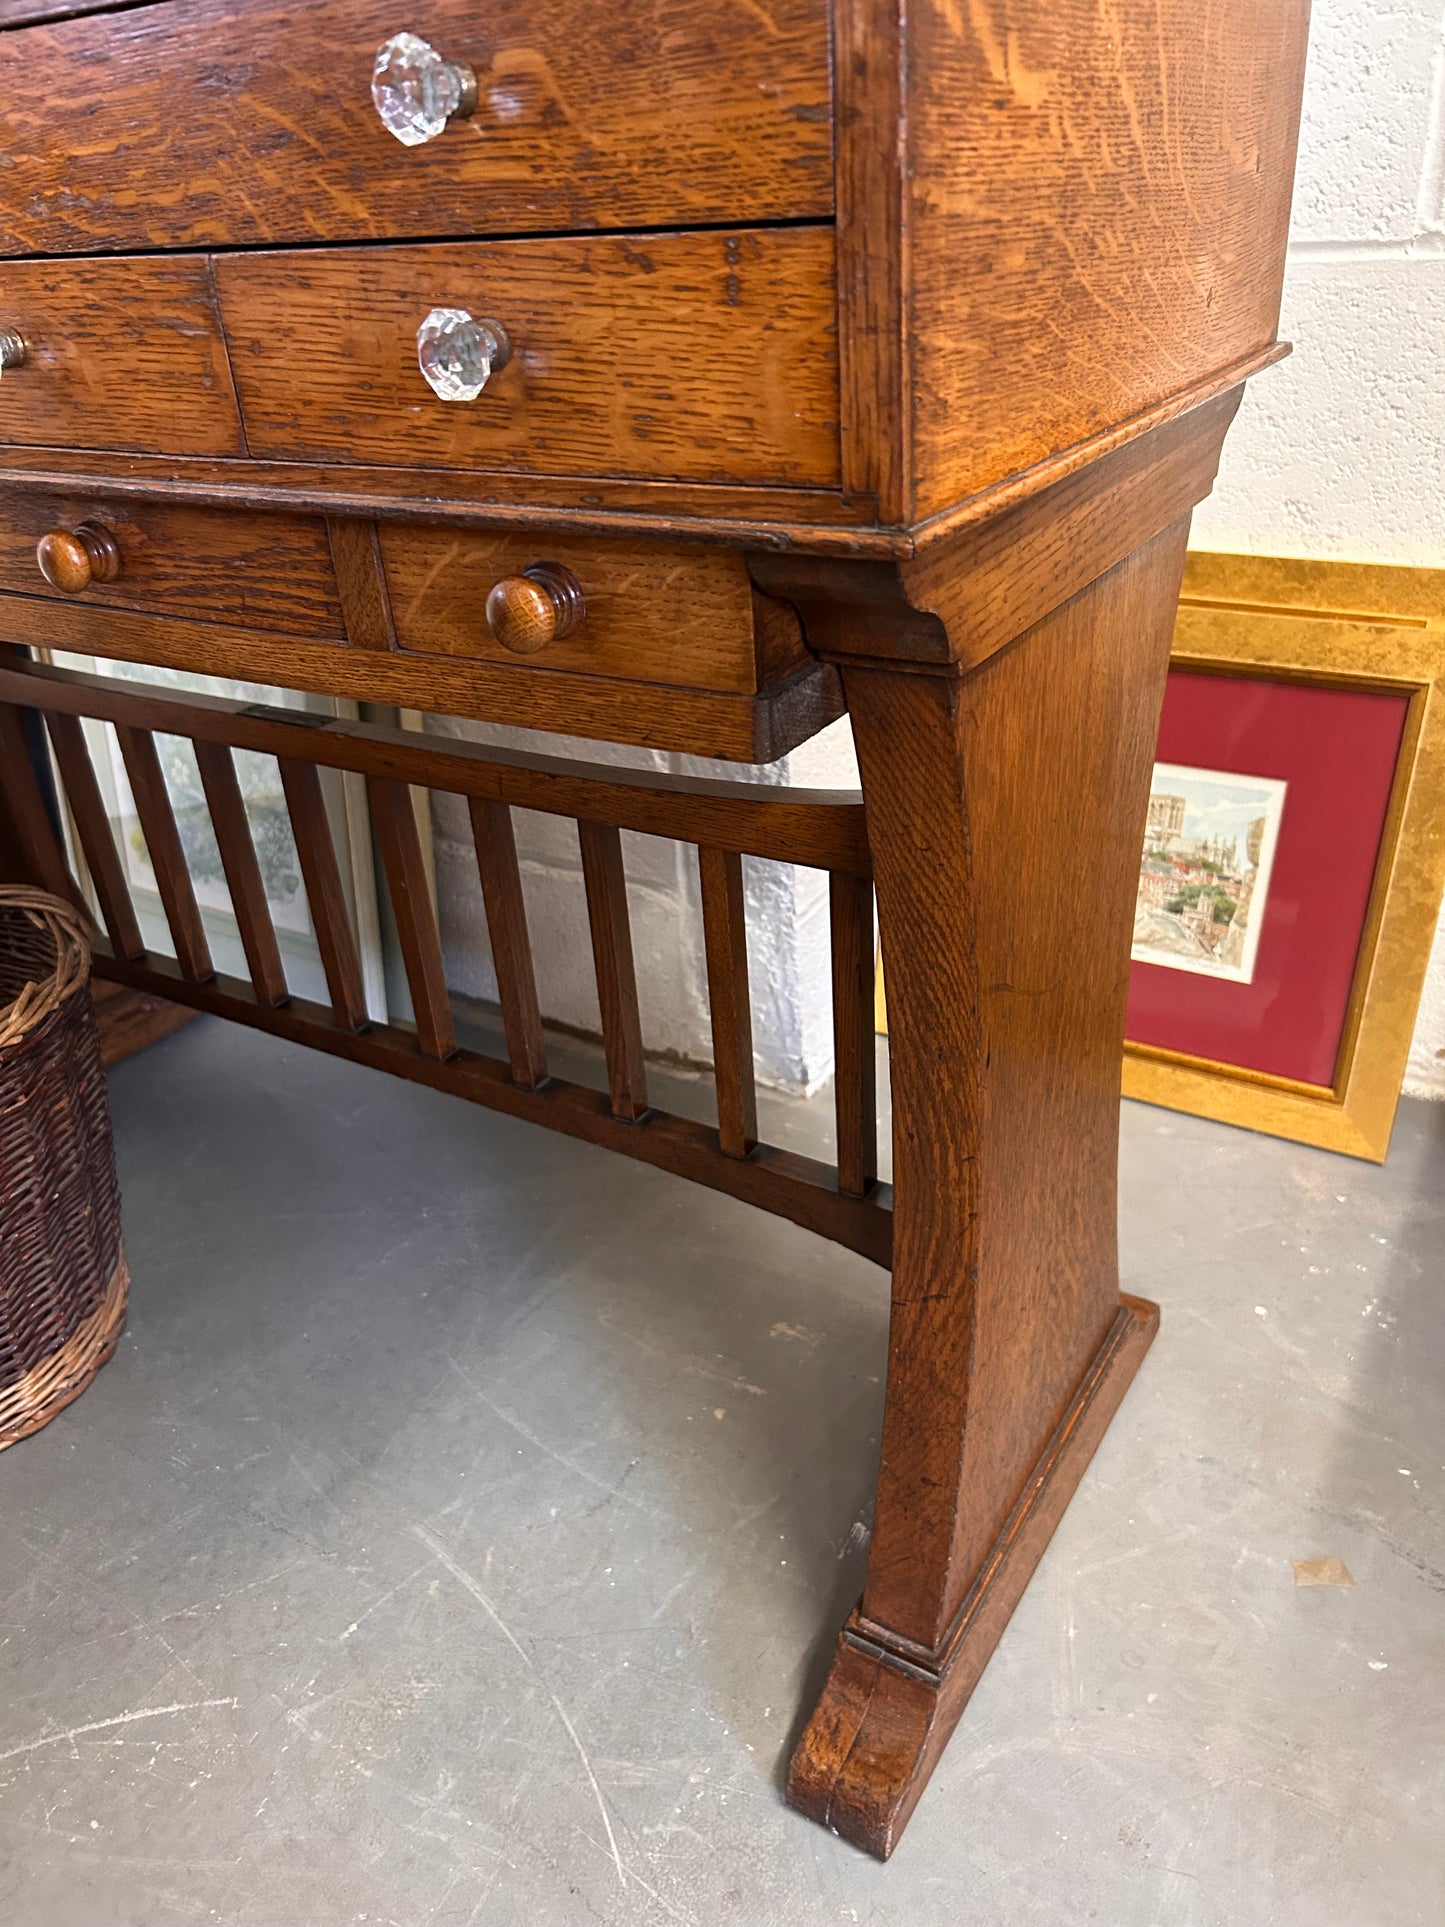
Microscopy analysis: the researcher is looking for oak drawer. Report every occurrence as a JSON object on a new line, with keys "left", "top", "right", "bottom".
{"left": 215, "top": 229, "right": 840, "bottom": 489}
{"left": 0, "top": 0, "right": 832, "bottom": 258}
{"left": 0, "top": 495, "right": 344, "bottom": 638}
{"left": 378, "top": 527, "right": 807, "bottom": 694}
{"left": 0, "top": 259, "right": 242, "bottom": 459}
{"left": 0, "top": 509, "right": 836, "bottom": 759}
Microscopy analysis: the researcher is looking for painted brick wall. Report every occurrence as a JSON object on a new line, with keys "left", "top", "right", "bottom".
{"left": 1191, "top": 0, "right": 1445, "bottom": 1098}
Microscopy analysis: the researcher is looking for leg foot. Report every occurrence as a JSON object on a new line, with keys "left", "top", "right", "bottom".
{"left": 787, "top": 1294, "right": 1158, "bottom": 1858}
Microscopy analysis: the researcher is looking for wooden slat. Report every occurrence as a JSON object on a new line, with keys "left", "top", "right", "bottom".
{"left": 699, "top": 846, "right": 758, "bottom": 1159}
{"left": 578, "top": 820, "right": 648, "bottom": 1122}
{"left": 0, "top": 701, "right": 81, "bottom": 903}
{"left": 91, "top": 946, "right": 894, "bottom": 1272}
{"left": 0, "top": 657, "right": 870, "bottom": 875}
{"left": 113, "top": 724, "right": 213, "bottom": 982}
{"left": 326, "top": 516, "right": 397, "bottom": 651}
{"left": 44, "top": 711, "right": 145, "bottom": 959}
{"left": 468, "top": 797, "right": 547, "bottom": 1090}
{"left": 193, "top": 739, "right": 289, "bottom": 1007}
{"left": 277, "top": 758, "right": 368, "bottom": 1032}
{"left": 367, "top": 776, "right": 455, "bottom": 1061}
{"left": 830, "top": 873, "right": 878, "bottom": 1199}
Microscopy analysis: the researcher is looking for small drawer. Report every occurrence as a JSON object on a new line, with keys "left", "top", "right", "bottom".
{"left": 0, "top": 258, "right": 243, "bottom": 459}
{"left": 0, "top": 495, "right": 345, "bottom": 639}
{"left": 0, "top": 0, "right": 832, "bottom": 258}
{"left": 214, "top": 228, "right": 840, "bottom": 489}
{"left": 378, "top": 527, "right": 808, "bottom": 694}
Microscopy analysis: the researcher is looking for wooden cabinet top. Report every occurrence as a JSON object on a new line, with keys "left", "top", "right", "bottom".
{"left": 0, "top": 0, "right": 1311, "bottom": 554}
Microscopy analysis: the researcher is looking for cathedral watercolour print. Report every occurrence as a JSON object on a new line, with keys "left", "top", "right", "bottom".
{"left": 1132, "top": 763, "right": 1288, "bottom": 986}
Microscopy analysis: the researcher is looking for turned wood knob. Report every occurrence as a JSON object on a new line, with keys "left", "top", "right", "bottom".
{"left": 485, "top": 563, "right": 586, "bottom": 655}
{"left": 37, "top": 522, "right": 123, "bottom": 595}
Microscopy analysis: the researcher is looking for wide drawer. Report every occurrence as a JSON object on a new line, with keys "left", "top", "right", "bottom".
{"left": 215, "top": 229, "right": 840, "bottom": 488}
{"left": 0, "top": 494, "right": 344, "bottom": 637}
{"left": 0, "top": 0, "right": 832, "bottom": 258}
{"left": 0, "top": 258, "right": 242, "bottom": 459}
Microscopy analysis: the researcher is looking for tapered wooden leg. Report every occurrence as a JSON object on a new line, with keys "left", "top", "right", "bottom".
{"left": 785, "top": 522, "right": 1189, "bottom": 1856}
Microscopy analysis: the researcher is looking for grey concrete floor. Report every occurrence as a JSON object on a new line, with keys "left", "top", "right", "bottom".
{"left": 1, "top": 1016, "right": 1441, "bottom": 1927}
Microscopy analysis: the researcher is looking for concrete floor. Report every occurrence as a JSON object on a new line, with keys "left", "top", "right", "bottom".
{"left": 0, "top": 1016, "right": 1441, "bottom": 1926}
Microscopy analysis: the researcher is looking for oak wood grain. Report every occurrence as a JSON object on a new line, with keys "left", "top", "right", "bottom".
{"left": 829, "top": 870, "right": 876, "bottom": 1199}
{"left": 326, "top": 517, "right": 397, "bottom": 652}
{"left": 897, "top": 0, "right": 1311, "bottom": 518}
{"left": 369, "top": 775, "right": 456, "bottom": 1060}
{"left": 0, "top": 654, "right": 871, "bottom": 877}
{"left": 91, "top": 948, "right": 892, "bottom": 1270}
{"left": 114, "top": 724, "right": 213, "bottom": 982}
{"left": 90, "top": 976, "right": 199, "bottom": 1065}
{"left": 578, "top": 819, "right": 648, "bottom": 1122}
{"left": 215, "top": 229, "right": 840, "bottom": 489}
{"left": 789, "top": 1298, "right": 1157, "bottom": 1857}
{"left": 0, "top": 700, "right": 79, "bottom": 905}
{"left": 43, "top": 710, "right": 145, "bottom": 960}
{"left": 0, "top": 593, "right": 845, "bottom": 763}
{"left": 0, "top": 0, "right": 831, "bottom": 258}
{"left": 0, "top": 442, "right": 882, "bottom": 552}
{"left": 0, "top": 493, "right": 344, "bottom": 637}
{"left": 193, "top": 739, "right": 289, "bottom": 1007}
{"left": 381, "top": 526, "right": 773, "bottom": 693}
{"left": 468, "top": 797, "right": 547, "bottom": 1091}
{"left": 0, "top": 257, "right": 243, "bottom": 459}
{"left": 834, "top": 0, "right": 908, "bottom": 518}
{"left": 783, "top": 522, "right": 1191, "bottom": 1853}
{"left": 277, "top": 758, "right": 368, "bottom": 1033}
{"left": 699, "top": 846, "right": 758, "bottom": 1160}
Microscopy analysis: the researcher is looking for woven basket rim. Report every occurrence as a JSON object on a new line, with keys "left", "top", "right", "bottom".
{"left": 0, "top": 886, "right": 93, "bottom": 1052}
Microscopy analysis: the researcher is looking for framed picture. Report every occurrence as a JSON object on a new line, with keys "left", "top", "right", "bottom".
{"left": 1122, "top": 553, "right": 1445, "bottom": 1161}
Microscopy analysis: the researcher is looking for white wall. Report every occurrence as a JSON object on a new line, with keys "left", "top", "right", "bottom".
{"left": 429, "top": 0, "right": 1445, "bottom": 1101}
{"left": 1192, "top": 0, "right": 1445, "bottom": 1098}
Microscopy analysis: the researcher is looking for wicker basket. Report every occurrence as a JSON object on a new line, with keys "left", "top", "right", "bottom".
{"left": 0, "top": 886, "right": 127, "bottom": 1451}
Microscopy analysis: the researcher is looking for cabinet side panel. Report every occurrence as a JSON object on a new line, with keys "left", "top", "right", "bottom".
{"left": 904, "top": 0, "right": 1311, "bottom": 519}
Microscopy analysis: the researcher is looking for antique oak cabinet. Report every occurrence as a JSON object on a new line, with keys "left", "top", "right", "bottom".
{"left": 0, "top": 0, "right": 1310, "bottom": 1858}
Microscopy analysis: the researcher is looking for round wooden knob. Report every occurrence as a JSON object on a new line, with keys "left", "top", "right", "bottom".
{"left": 37, "top": 522, "right": 122, "bottom": 595}
{"left": 485, "top": 563, "right": 586, "bottom": 655}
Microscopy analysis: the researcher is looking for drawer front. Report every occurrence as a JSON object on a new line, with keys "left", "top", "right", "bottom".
{"left": 216, "top": 229, "right": 840, "bottom": 488}
{"left": 379, "top": 528, "right": 805, "bottom": 694}
{"left": 0, "top": 0, "right": 832, "bottom": 258}
{"left": 0, "top": 495, "right": 345, "bottom": 638}
{"left": 0, "top": 259, "right": 242, "bottom": 459}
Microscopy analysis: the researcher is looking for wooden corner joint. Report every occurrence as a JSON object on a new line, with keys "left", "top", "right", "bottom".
{"left": 750, "top": 390, "right": 1241, "bottom": 679}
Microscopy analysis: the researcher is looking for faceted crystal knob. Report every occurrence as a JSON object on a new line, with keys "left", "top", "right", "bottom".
{"left": 416, "top": 307, "right": 511, "bottom": 402}
{"left": 372, "top": 31, "right": 478, "bottom": 146}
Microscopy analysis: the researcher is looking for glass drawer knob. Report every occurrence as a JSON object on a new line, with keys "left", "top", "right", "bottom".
{"left": 372, "top": 32, "right": 478, "bottom": 146}
{"left": 416, "top": 307, "right": 511, "bottom": 402}
{"left": 37, "top": 522, "right": 123, "bottom": 596}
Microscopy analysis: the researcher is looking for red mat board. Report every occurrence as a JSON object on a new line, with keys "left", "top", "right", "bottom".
{"left": 1125, "top": 671, "right": 1409, "bottom": 1087}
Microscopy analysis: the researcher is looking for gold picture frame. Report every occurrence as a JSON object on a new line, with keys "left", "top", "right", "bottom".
{"left": 1121, "top": 552, "right": 1445, "bottom": 1161}
{"left": 878, "top": 553, "right": 1445, "bottom": 1162}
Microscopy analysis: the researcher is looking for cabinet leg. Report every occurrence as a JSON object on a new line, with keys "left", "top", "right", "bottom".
{"left": 786, "top": 522, "right": 1189, "bottom": 1856}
